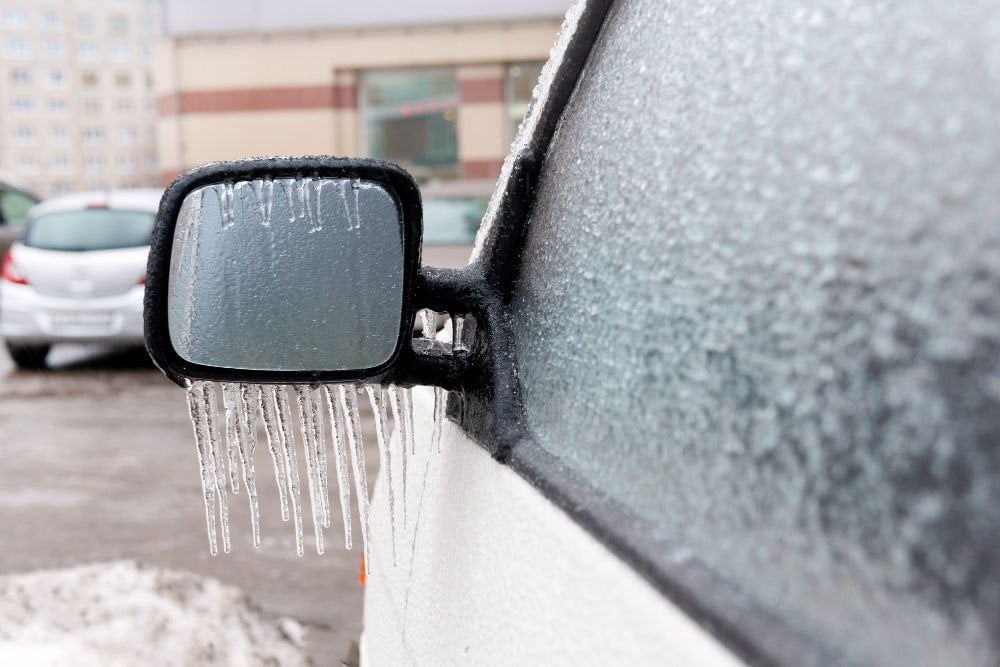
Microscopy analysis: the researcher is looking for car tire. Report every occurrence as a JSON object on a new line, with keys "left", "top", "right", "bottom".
{"left": 5, "top": 342, "right": 50, "bottom": 370}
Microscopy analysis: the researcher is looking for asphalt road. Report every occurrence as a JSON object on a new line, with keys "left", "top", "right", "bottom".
{"left": 0, "top": 343, "right": 379, "bottom": 665}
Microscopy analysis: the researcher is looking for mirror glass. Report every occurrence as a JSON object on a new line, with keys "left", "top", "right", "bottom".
{"left": 167, "top": 177, "right": 405, "bottom": 372}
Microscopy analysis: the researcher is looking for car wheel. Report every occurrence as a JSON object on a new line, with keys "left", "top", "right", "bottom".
{"left": 5, "top": 342, "right": 50, "bottom": 370}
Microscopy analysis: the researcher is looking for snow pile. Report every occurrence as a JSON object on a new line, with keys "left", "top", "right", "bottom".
{"left": 0, "top": 560, "right": 308, "bottom": 667}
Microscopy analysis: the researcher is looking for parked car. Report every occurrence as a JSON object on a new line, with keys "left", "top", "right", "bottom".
{"left": 143, "top": 0, "right": 1000, "bottom": 665}
{"left": 0, "top": 172, "right": 41, "bottom": 258}
{"left": 420, "top": 181, "right": 490, "bottom": 269}
{"left": 1, "top": 190, "right": 160, "bottom": 369}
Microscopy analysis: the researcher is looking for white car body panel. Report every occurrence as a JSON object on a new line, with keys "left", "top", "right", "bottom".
{"left": 360, "top": 388, "right": 744, "bottom": 667}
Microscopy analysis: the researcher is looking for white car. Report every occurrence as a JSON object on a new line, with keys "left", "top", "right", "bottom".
{"left": 0, "top": 190, "right": 161, "bottom": 369}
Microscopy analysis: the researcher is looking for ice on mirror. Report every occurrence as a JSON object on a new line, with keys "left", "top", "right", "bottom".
{"left": 181, "top": 311, "right": 453, "bottom": 569}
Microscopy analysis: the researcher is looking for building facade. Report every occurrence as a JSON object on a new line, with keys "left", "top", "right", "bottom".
{"left": 155, "top": 6, "right": 565, "bottom": 188}
{"left": 0, "top": 0, "right": 161, "bottom": 197}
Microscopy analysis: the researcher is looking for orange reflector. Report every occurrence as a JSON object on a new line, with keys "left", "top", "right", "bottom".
{"left": 358, "top": 555, "right": 366, "bottom": 586}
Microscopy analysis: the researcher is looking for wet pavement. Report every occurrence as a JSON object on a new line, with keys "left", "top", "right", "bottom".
{"left": 0, "top": 343, "right": 378, "bottom": 665}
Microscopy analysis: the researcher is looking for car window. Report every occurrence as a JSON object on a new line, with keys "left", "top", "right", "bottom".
{"left": 422, "top": 198, "right": 487, "bottom": 245}
{"left": 509, "top": 0, "right": 1000, "bottom": 664}
{"left": 25, "top": 209, "right": 155, "bottom": 251}
{"left": 0, "top": 190, "right": 38, "bottom": 229}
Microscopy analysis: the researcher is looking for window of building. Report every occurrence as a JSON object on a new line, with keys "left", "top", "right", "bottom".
{"left": 82, "top": 97, "right": 102, "bottom": 114}
{"left": 46, "top": 69, "right": 65, "bottom": 88}
{"left": 117, "top": 154, "right": 137, "bottom": 171}
{"left": 42, "top": 40, "right": 64, "bottom": 59}
{"left": 76, "top": 14, "right": 96, "bottom": 32}
{"left": 11, "top": 98, "right": 35, "bottom": 113}
{"left": 12, "top": 126, "right": 35, "bottom": 144}
{"left": 81, "top": 71, "right": 99, "bottom": 87}
{"left": 52, "top": 182, "right": 74, "bottom": 194}
{"left": 47, "top": 98, "right": 68, "bottom": 113}
{"left": 109, "top": 15, "right": 129, "bottom": 33}
{"left": 82, "top": 127, "right": 105, "bottom": 144}
{"left": 10, "top": 67, "right": 31, "bottom": 85}
{"left": 6, "top": 39, "right": 29, "bottom": 59}
{"left": 15, "top": 154, "right": 36, "bottom": 171}
{"left": 110, "top": 44, "right": 130, "bottom": 62}
{"left": 506, "top": 62, "right": 544, "bottom": 140}
{"left": 117, "top": 127, "right": 137, "bottom": 145}
{"left": 115, "top": 98, "right": 133, "bottom": 112}
{"left": 115, "top": 72, "right": 132, "bottom": 89}
{"left": 4, "top": 10, "right": 27, "bottom": 29}
{"left": 50, "top": 154, "right": 71, "bottom": 170}
{"left": 362, "top": 68, "right": 459, "bottom": 181}
{"left": 42, "top": 10, "right": 62, "bottom": 30}
{"left": 140, "top": 46, "right": 152, "bottom": 63}
{"left": 49, "top": 126, "right": 69, "bottom": 143}
{"left": 84, "top": 154, "right": 106, "bottom": 171}
{"left": 77, "top": 43, "right": 99, "bottom": 61}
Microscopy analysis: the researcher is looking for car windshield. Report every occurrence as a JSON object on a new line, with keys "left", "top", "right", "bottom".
{"left": 422, "top": 197, "right": 487, "bottom": 245}
{"left": 24, "top": 209, "right": 156, "bottom": 251}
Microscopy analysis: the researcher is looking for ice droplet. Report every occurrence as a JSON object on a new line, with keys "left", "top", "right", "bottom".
{"left": 272, "top": 386, "right": 305, "bottom": 557}
{"left": 365, "top": 384, "right": 396, "bottom": 566}
{"left": 338, "top": 385, "right": 372, "bottom": 573}
{"left": 251, "top": 178, "right": 274, "bottom": 227}
{"left": 322, "top": 385, "right": 354, "bottom": 550}
{"left": 258, "top": 385, "right": 290, "bottom": 522}
{"left": 351, "top": 178, "right": 361, "bottom": 230}
{"left": 293, "top": 385, "right": 324, "bottom": 555}
{"left": 388, "top": 385, "right": 408, "bottom": 529}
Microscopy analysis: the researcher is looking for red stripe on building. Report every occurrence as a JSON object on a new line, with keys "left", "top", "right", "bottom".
{"left": 461, "top": 159, "right": 503, "bottom": 180}
{"left": 156, "top": 84, "right": 357, "bottom": 116}
{"left": 459, "top": 78, "right": 505, "bottom": 104}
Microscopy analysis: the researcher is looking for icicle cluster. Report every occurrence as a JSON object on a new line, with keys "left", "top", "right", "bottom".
{"left": 183, "top": 309, "right": 456, "bottom": 570}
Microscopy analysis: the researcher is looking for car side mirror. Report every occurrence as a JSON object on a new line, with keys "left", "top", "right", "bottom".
{"left": 144, "top": 157, "right": 426, "bottom": 387}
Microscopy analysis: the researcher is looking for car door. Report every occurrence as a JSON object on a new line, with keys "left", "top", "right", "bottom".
{"left": 361, "top": 0, "right": 1000, "bottom": 665}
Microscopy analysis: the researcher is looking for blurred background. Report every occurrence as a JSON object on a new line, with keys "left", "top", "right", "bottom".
{"left": 0, "top": 1, "right": 568, "bottom": 664}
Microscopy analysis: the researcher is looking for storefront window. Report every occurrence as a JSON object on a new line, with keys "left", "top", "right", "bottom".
{"left": 363, "top": 69, "right": 458, "bottom": 181}
{"left": 507, "top": 62, "right": 545, "bottom": 139}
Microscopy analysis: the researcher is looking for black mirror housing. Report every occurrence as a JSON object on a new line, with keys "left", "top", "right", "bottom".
{"left": 144, "top": 156, "right": 423, "bottom": 388}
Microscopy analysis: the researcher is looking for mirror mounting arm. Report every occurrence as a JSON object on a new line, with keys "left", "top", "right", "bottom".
{"left": 384, "top": 265, "right": 486, "bottom": 392}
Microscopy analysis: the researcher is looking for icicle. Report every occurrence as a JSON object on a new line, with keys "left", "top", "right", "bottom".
{"left": 259, "top": 385, "right": 290, "bottom": 522}
{"left": 388, "top": 385, "right": 408, "bottom": 529}
{"left": 313, "top": 179, "right": 325, "bottom": 232}
{"left": 186, "top": 382, "right": 218, "bottom": 555}
{"left": 308, "top": 386, "right": 330, "bottom": 528}
{"left": 238, "top": 383, "right": 261, "bottom": 549}
{"left": 216, "top": 182, "right": 236, "bottom": 228}
{"left": 452, "top": 314, "right": 466, "bottom": 352}
{"left": 221, "top": 383, "right": 241, "bottom": 494}
{"left": 338, "top": 179, "right": 351, "bottom": 230}
{"left": 365, "top": 384, "right": 396, "bottom": 566}
{"left": 282, "top": 178, "right": 296, "bottom": 223}
{"left": 252, "top": 178, "right": 274, "bottom": 227}
{"left": 351, "top": 178, "right": 361, "bottom": 230}
{"left": 338, "top": 384, "right": 372, "bottom": 573}
{"left": 402, "top": 387, "right": 415, "bottom": 455}
{"left": 294, "top": 385, "right": 324, "bottom": 555}
{"left": 420, "top": 310, "right": 447, "bottom": 453}
{"left": 322, "top": 385, "right": 353, "bottom": 550}
{"left": 272, "top": 386, "right": 304, "bottom": 557}
{"left": 203, "top": 382, "right": 231, "bottom": 554}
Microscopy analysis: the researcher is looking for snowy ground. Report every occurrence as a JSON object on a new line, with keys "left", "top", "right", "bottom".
{"left": 0, "top": 560, "right": 308, "bottom": 666}
{"left": 0, "top": 344, "right": 380, "bottom": 665}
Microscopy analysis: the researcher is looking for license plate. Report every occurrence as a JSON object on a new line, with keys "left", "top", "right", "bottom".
{"left": 48, "top": 312, "right": 113, "bottom": 329}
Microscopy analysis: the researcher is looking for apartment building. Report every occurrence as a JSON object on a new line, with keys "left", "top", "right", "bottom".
{"left": 0, "top": 1, "right": 161, "bottom": 197}
{"left": 155, "top": 1, "right": 568, "bottom": 188}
